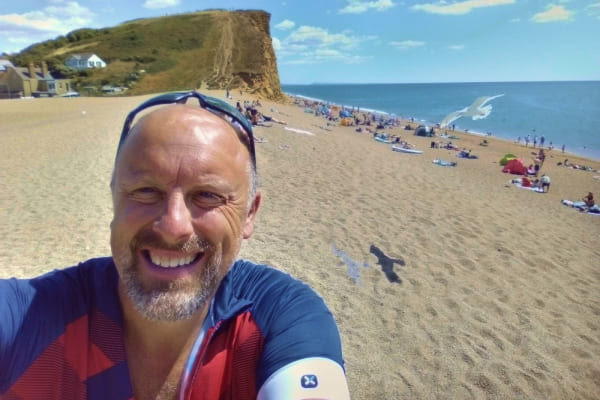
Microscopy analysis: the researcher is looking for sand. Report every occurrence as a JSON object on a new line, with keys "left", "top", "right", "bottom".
{"left": 1, "top": 92, "right": 599, "bottom": 399}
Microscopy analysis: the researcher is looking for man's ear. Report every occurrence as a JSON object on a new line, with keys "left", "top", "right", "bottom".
{"left": 242, "top": 192, "right": 261, "bottom": 239}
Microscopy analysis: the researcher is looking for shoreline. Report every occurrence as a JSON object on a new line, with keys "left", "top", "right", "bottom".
{"left": 282, "top": 84, "right": 600, "bottom": 162}
{"left": 283, "top": 91, "right": 600, "bottom": 166}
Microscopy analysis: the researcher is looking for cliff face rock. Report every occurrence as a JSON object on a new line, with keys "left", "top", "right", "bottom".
{"left": 131, "top": 10, "right": 283, "bottom": 99}
{"left": 11, "top": 10, "right": 283, "bottom": 99}
{"left": 208, "top": 11, "right": 282, "bottom": 99}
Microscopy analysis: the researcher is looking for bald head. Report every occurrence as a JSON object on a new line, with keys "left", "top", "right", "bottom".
{"left": 112, "top": 104, "right": 257, "bottom": 203}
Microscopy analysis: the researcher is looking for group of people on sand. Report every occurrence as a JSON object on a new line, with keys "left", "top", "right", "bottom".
{"left": 294, "top": 96, "right": 401, "bottom": 129}
{"left": 525, "top": 148, "right": 547, "bottom": 177}
{"left": 430, "top": 140, "right": 457, "bottom": 150}
{"left": 515, "top": 174, "right": 552, "bottom": 192}
{"left": 558, "top": 158, "right": 598, "bottom": 173}
{"left": 236, "top": 100, "right": 287, "bottom": 127}
{"left": 373, "top": 132, "right": 414, "bottom": 148}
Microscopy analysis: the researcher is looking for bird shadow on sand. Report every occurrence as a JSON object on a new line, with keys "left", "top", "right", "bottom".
{"left": 369, "top": 244, "right": 405, "bottom": 284}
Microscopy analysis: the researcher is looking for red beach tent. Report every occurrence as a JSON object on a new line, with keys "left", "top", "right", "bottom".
{"left": 502, "top": 158, "right": 526, "bottom": 175}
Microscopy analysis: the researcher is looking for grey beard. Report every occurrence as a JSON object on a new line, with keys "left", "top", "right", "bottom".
{"left": 120, "top": 250, "right": 222, "bottom": 321}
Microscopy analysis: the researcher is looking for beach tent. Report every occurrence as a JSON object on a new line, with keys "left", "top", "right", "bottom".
{"left": 499, "top": 153, "right": 516, "bottom": 166}
{"left": 414, "top": 125, "right": 433, "bottom": 137}
{"left": 502, "top": 158, "right": 526, "bottom": 175}
{"left": 340, "top": 109, "right": 352, "bottom": 118}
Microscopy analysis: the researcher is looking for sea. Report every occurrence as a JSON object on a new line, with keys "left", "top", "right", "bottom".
{"left": 281, "top": 81, "right": 600, "bottom": 161}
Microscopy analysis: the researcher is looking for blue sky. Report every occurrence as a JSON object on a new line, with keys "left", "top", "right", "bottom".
{"left": 1, "top": 0, "right": 598, "bottom": 83}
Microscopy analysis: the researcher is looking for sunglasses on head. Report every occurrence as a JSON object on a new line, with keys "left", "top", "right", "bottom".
{"left": 117, "top": 91, "right": 256, "bottom": 170}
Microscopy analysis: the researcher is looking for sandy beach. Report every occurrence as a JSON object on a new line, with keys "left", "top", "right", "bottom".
{"left": 1, "top": 91, "right": 599, "bottom": 399}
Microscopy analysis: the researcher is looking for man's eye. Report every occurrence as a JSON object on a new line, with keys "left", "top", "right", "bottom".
{"left": 194, "top": 191, "right": 225, "bottom": 207}
{"left": 129, "top": 187, "right": 161, "bottom": 202}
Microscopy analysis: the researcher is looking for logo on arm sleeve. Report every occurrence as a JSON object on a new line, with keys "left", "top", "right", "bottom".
{"left": 301, "top": 374, "right": 319, "bottom": 388}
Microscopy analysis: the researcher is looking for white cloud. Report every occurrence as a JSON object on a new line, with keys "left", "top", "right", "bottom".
{"left": 274, "top": 19, "right": 295, "bottom": 30}
{"left": 288, "top": 26, "right": 356, "bottom": 48}
{"left": 531, "top": 4, "right": 574, "bottom": 22}
{"left": 586, "top": 1, "right": 600, "bottom": 19}
{"left": 412, "top": 0, "right": 515, "bottom": 15}
{"left": 272, "top": 37, "right": 281, "bottom": 51}
{"left": 0, "top": 0, "right": 95, "bottom": 52}
{"left": 448, "top": 44, "right": 465, "bottom": 50}
{"left": 339, "top": 0, "right": 396, "bottom": 14}
{"left": 143, "top": 0, "right": 180, "bottom": 10}
{"left": 275, "top": 24, "right": 375, "bottom": 64}
{"left": 0, "top": 0, "right": 94, "bottom": 38}
{"left": 315, "top": 48, "right": 344, "bottom": 58}
{"left": 509, "top": 17, "right": 521, "bottom": 22}
{"left": 390, "top": 40, "right": 425, "bottom": 49}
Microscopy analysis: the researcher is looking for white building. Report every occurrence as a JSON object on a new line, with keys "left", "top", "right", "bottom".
{"left": 65, "top": 54, "right": 107, "bottom": 70}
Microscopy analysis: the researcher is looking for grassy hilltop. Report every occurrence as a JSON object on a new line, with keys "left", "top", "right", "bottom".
{"left": 9, "top": 9, "right": 282, "bottom": 99}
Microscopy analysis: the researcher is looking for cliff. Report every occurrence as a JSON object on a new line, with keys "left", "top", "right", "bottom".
{"left": 10, "top": 10, "right": 283, "bottom": 99}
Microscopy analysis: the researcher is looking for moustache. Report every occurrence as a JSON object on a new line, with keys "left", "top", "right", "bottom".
{"left": 130, "top": 229, "right": 214, "bottom": 254}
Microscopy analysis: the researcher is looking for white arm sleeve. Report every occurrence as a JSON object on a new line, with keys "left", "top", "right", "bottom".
{"left": 257, "top": 357, "right": 350, "bottom": 400}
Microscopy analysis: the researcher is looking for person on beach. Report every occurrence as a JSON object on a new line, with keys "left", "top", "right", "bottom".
{"left": 540, "top": 174, "right": 551, "bottom": 193}
{"left": 583, "top": 192, "right": 595, "bottom": 207}
{"left": 0, "top": 92, "right": 350, "bottom": 400}
{"left": 536, "top": 149, "right": 546, "bottom": 164}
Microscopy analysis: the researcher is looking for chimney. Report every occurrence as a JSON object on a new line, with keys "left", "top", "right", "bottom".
{"left": 42, "top": 61, "right": 48, "bottom": 77}
{"left": 28, "top": 62, "right": 36, "bottom": 79}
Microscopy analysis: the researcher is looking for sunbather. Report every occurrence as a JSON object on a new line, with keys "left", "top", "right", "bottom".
{"left": 583, "top": 192, "right": 595, "bottom": 207}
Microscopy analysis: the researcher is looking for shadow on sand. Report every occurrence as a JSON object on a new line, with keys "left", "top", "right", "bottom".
{"left": 369, "top": 244, "right": 405, "bottom": 284}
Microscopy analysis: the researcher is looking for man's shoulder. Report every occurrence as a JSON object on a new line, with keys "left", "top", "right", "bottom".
{"left": 222, "top": 259, "right": 331, "bottom": 323}
{"left": 21, "top": 257, "right": 116, "bottom": 289}
{"left": 2, "top": 257, "right": 114, "bottom": 285}
{"left": 1, "top": 257, "right": 119, "bottom": 317}
{"left": 228, "top": 260, "right": 314, "bottom": 298}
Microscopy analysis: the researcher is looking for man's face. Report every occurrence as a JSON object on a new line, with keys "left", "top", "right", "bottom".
{"left": 110, "top": 105, "right": 259, "bottom": 321}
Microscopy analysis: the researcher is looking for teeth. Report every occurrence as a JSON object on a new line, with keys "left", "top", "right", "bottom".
{"left": 149, "top": 252, "right": 196, "bottom": 268}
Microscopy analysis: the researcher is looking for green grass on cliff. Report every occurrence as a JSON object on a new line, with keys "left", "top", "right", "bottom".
{"left": 9, "top": 10, "right": 281, "bottom": 97}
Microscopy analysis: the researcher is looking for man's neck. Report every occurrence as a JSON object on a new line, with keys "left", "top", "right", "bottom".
{"left": 120, "top": 290, "right": 208, "bottom": 400}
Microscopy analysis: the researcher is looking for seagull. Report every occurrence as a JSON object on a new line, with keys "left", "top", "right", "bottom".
{"left": 440, "top": 94, "right": 504, "bottom": 128}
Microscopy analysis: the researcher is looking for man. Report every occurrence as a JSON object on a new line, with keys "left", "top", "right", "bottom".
{"left": 0, "top": 92, "right": 350, "bottom": 399}
{"left": 540, "top": 174, "right": 551, "bottom": 193}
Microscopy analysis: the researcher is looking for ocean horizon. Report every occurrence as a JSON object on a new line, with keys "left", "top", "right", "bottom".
{"left": 282, "top": 81, "right": 600, "bottom": 161}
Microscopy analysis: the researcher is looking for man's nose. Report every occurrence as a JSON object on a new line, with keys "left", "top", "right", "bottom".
{"left": 153, "top": 192, "right": 193, "bottom": 243}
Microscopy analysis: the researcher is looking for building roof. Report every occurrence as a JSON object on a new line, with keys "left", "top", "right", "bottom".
{"left": 0, "top": 59, "right": 14, "bottom": 71}
{"left": 14, "top": 66, "right": 53, "bottom": 80}
{"left": 67, "top": 53, "right": 100, "bottom": 61}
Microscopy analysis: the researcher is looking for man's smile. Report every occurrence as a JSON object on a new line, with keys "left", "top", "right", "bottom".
{"left": 142, "top": 249, "right": 204, "bottom": 269}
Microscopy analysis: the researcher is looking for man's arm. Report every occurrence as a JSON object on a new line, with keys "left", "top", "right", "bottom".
{"left": 257, "top": 357, "right": 350, "bottom": 400}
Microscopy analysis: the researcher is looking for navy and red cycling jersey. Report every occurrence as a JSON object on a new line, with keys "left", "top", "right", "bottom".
{"left": 0, "top": 257, "right": 345, "bottom": 399}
